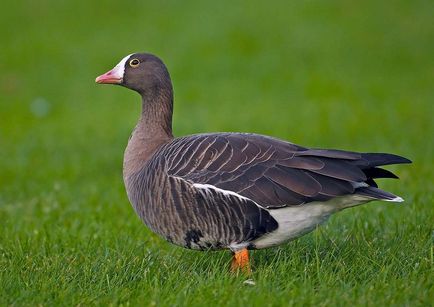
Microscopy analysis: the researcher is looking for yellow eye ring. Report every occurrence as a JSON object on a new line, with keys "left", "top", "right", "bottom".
{"left": 129, "top": 59, "right": 140, "bottom": 68}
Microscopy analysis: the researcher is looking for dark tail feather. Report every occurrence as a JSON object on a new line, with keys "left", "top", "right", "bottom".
{"left": 360, "top": 153, "right": 412, "bottom": 168}
{"left": 359, "top": 155, "right": 410, "bottom": 189}
{"left": 363, "top": 167, "right": 399, "bottom": 179}
{"left": 365, "top": 178, "right": 378, "bottom": 188}
{"left": 356, "top": 186, "right": 404, "bottom": 202}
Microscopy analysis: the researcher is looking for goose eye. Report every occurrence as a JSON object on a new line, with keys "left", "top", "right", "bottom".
{"left": 129, "top": 59, "right": 140, "bottom": 68}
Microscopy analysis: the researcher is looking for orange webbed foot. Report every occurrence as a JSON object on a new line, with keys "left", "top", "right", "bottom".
{"left": 231, "top": 248, "right": 252, "bottom": 275}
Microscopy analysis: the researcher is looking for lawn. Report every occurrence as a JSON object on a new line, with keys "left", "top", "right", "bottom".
{"left": 1, "top": 0, "right": 433, "bottom": 305}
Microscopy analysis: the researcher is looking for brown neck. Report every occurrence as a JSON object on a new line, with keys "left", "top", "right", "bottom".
{"left": 123, "top": 85, "right": 174, "bottom": 179}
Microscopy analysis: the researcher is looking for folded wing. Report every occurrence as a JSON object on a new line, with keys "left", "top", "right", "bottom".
{"left": 164, "top": 133, "right": 410, "bottom": 208}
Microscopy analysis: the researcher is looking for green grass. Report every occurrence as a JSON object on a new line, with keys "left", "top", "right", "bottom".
{"left": 1, "top": 0, "right": 433, "bottom": 305}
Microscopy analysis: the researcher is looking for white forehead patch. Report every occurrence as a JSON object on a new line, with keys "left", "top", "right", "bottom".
{"left": 110, "top": 53, "right": 133, "bottom": 79}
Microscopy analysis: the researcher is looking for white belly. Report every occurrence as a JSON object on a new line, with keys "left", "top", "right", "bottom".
{"left": 253, "top": 195, "right": 368, "bottom": 249}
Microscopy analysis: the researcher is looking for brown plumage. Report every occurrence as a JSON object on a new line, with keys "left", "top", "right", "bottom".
{"left": 96, "top": 53, "right": 411, "bottom": 272}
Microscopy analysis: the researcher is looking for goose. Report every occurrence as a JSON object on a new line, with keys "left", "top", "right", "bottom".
{"left": 95, "top": 53, "right": 411, "bottom": 273}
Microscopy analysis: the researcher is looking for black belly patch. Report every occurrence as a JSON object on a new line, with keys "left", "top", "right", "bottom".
{"left": 184, "top": 229, "right": 203, "bottom": 249}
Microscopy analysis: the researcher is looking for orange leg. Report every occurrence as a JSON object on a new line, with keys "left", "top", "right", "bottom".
{"left": 231, "top": 248, "right": 251, "bottom": 275}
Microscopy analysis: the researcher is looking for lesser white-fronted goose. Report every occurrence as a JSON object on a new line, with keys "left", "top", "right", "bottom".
{"left": 96, "top": 53, "right": 410, "bottom": 273}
